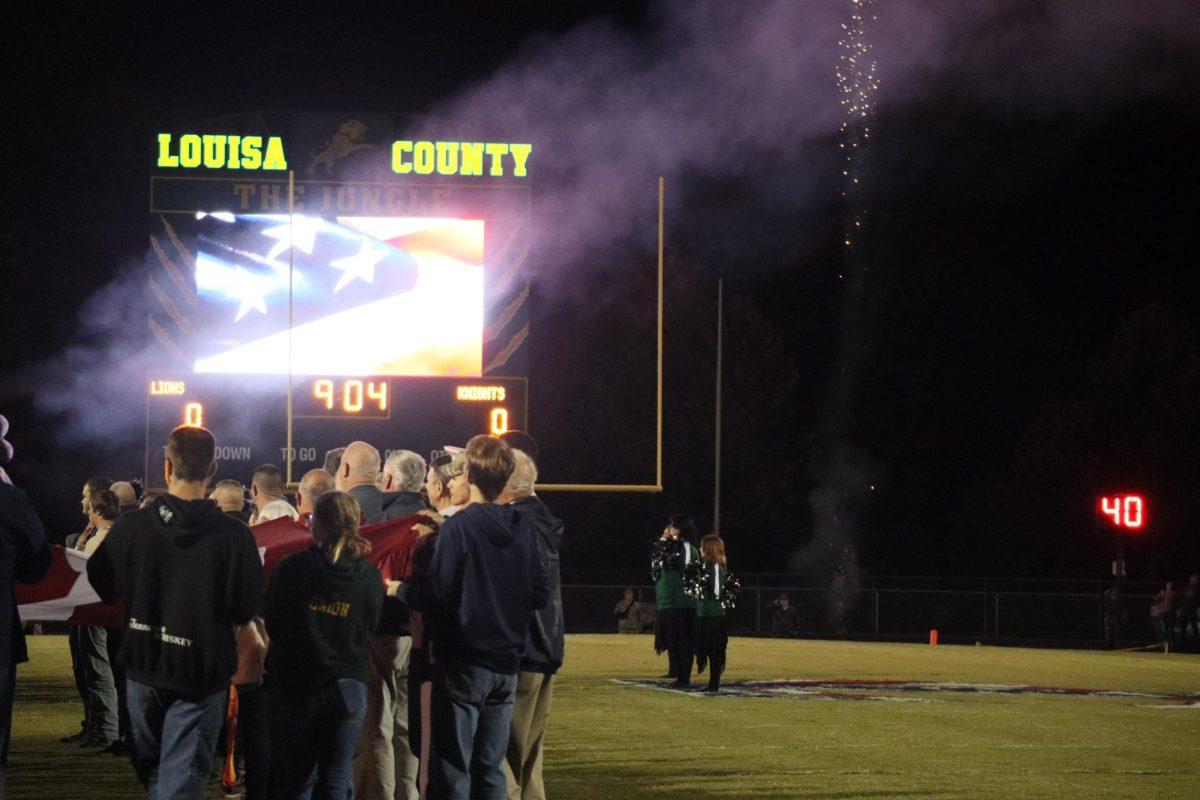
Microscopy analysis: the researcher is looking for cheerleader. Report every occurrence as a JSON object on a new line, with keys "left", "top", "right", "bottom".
{"left": 652, "top": 515, "right": 699, "bottom": 686}
{"left": 692, "top": 535, "right": 733, "bottom": 694}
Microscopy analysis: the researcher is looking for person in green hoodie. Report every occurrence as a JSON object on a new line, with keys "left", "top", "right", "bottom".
{"left": 264, "top": 491, "right": 384, "bottom": 800}
{"left": 652, "top": 514, "right": 699, "bottom": 687}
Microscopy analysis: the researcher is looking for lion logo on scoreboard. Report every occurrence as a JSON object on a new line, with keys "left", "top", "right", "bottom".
{"left": 309, "top": 119, "right": 375, "bottom": 175}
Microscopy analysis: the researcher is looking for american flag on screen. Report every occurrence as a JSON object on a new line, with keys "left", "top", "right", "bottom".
{"left": 147, "top": 213, "right": 485, "bottom": 376}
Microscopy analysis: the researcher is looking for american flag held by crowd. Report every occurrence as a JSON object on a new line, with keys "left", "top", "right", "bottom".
{"left": 1, "top": 419, "right": 562, "bottom": 800}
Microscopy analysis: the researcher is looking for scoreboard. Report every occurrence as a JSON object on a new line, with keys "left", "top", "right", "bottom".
{"left": 143, "top": 113, "right": 534, "bottom": 487}
{"left": 146, "top": 374, "right": 527, "bottom": 484}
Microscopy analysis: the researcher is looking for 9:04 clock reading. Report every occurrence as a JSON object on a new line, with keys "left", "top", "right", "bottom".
{"left": 299, "top": 378, "right": 390, "bottom": 419}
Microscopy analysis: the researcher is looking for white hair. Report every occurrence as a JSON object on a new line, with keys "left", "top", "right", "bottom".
{"left": 384, "top": 450, "right": 427, "bottom": 492}
{"left": 504, "top": 449, "right": 538, "bottom": 498}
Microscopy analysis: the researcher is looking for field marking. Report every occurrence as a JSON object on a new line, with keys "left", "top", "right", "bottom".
{"left": 613, "top": 678, "right": 1200, "bottom": 706}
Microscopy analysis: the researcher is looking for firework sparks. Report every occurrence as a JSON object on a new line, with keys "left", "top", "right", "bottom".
{"left": 836, "top": 0, "right": 879, "bottom": 265}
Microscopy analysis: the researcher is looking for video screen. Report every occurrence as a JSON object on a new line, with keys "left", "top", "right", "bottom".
{"left": 189, "top": 213, "right": 484, "bottom": 376}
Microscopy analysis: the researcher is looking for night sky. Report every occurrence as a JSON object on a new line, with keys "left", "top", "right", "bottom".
{"left": 3, "top": 1, "right": 1198, "bottom": 584}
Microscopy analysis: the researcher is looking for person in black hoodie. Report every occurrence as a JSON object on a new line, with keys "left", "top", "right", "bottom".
{"left": 264, "top": 490, "right": 384, "bottom": 800}
{"left": 408, "top": 435, "right": 549, "bottom": 800}
{"left": 0, "top": 418, "right": 53, "bottom": 795}
{"left": 87, "top": 425, "right": 263, "bottom": 800}
{"left": 498, "top": 447, "right": 563, "bottom": 800}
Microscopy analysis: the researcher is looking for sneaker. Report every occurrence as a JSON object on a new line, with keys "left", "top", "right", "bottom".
{"left": 59, "top": 730, "right": 89, "bottom": 744}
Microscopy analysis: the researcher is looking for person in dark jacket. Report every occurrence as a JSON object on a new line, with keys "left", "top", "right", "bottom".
{"left": 0, "top": 432, "right": 52, "bottom": 795}
{"left": 265, "top": 491, "right": 384, "bottom": 800}
{"left": 404, "top": 435, "right": 549, "bottom": 800}
{"left": 498, "top": 447, "right": 563, "bottom": 800}
{"left": 87, "top": 425, "right": 263, "bottom": 800}
{"left": 373, "top": 449, "right": 427, "bottom": 524}
{"left": 337, "top": 441, "right": 384, "bottom": 521}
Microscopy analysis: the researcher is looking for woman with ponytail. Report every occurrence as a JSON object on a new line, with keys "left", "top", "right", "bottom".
{"left": 264, "top": 491, "right": 384, "bottom": 799}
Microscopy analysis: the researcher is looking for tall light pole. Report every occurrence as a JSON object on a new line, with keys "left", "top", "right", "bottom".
{"left": 713, "top": 274, "right": 724, "bottom": 536}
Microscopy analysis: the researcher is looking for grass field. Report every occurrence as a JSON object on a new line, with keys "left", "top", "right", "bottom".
{"left": 9, "top": 634, "right": 1200, "bottom": 799}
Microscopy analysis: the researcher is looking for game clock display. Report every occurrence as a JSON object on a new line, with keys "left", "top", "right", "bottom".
{"left": 145, "top": 374, "right": 527, "bottom": 484}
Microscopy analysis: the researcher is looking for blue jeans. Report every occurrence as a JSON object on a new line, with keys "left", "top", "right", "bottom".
{"left": 126, "top": 680, "right": 227, "bottom": 800}
{"left": 430, "top": 662, "right": 518, "bottom": 800}
{"left": 273, "top": 678, "right": 368, "bottom": 800}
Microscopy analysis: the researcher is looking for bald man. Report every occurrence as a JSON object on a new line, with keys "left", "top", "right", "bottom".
{"left": 335, "top": 441, "right": 383, "bottom": 520}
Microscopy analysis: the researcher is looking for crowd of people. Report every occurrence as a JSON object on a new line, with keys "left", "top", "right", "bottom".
{"left": 2, "top": 419, "right": 564, "bottom": 800}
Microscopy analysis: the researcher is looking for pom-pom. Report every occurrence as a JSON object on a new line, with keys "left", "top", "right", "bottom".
{"left": 721, "top": 574, "right": 742, "bottom": 610}
{"left": 682, "top": 559, "right": 707, "bottom": 600}
{"left": 651, "top": 537, "right": 684, "bottom": 581}
{"left": 682, "top": 561, "right": 741, "bottom": 609}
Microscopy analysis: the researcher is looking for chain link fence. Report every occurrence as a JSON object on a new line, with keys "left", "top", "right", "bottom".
{"left": 564, "top": 573, "right": 1179, "bottom": 648}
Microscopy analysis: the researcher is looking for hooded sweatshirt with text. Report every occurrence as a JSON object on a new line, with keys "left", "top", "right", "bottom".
{"left": 88, "top": 495, "right": 263, "bottom": 695}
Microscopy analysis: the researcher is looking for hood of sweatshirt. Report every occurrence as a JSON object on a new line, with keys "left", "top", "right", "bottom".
{"left": 462, "top": 502, "right": 525, "bottom": 548}
{"left": 303, "top": 543, "right": 375, "bottom": 583}
{"left": 153, "top": 495, "right": 231, "bottom": 545}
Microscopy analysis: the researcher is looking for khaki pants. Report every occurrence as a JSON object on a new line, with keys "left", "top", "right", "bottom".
{"left": 503, "top": 671, "right": 555, "bottom": 800}
{"left": 353, "top": 635, "right": 420, "bottom": 800}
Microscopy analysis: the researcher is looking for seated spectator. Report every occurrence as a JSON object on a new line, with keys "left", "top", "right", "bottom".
{"left": 614, "top": 589, "right": 642, "bottom": 634}
{"left": 250, "top": 464, "right": 298, "bottom": 524}
{"left": 770, "top": 593, "right": 799, "bottom": 638}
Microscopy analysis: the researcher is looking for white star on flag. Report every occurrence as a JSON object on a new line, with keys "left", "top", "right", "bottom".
{"left": 261, "top": 215, "right": 325, "bottom": 264}
{"left": 329, "top": 239, "right": 387, "bottom": 293}
{"left": 229, "top": 266, "right": 273, "bottom": 321}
